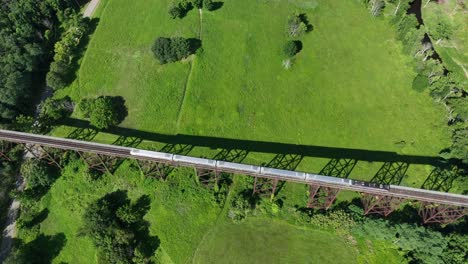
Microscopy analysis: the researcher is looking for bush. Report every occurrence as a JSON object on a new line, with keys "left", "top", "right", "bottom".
{"left": 192, "top": 0, "right": 203, "bottom": 8}
{"left": 168, "top": 4, "right": 183, "bottom": 19}
{"left": 39, "top": 96, "right": 73, "bottom": 123}
{"left": 286, "top": 13, "right": 309, "bottom": 37}
{"left": 227, "top": 194, "right": 251, "bottom": 223}
{"left": 203, "top": 0, "right": 215, "bottom": 11}
{"left": 77, "top": 98, "right": 94, "bottom": 118}
{"left": 152, "top": 37, "right": 197, "bottom": 64}
{"left": 89, "top": 96, "right": 123, "bottom": 130}
{"left": 20, "top": 160, "right": 53, "bottom": 190}
{"left": 283, "top": 40, "right": 300, "bottom": 57}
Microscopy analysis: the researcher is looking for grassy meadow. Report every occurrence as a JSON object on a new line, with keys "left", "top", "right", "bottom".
{"left": 53, "top": 0, "right": 455, "bottom": 191}
{"left": 21, "top": 160, "right": 403, "bottom": 264}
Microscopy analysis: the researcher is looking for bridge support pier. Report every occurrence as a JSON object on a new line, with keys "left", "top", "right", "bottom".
{"left": 419, "top": 202, "right": 467, "bottom": 225}
{"left": 0, "top": 141, "right": 14, "bottom": 161}
{"left": 136, "top": 159, "right": 171, "bottom": 180}
{"left": 253, "top": 176, "right": 279, "bottom": 198}
{"left": 23, "top": 144, "right": 63, "bottom": 169}
{"left": 196, "top": 168, "right": 219, "bottom": 188}
{"left": 78, "top": 152, "right": 119, "bottom": 174}
{"left": 361, "top": 194, "right": 403, "bottom": 216}
{"left": 307, "top": 184, "right": 340, "bottom": 210}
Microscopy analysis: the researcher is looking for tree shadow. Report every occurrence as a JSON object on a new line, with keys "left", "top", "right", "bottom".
{"left": 210, "top": 2, "right": 224, "bottom": 11}
{"left": 421, "top": 167, "right": 458, "bottom": 192}
{"left": 320, "top": 159, "right": 358, "bottom": 178}
{"left": 10, "top": 233, "right": 67, "bottom": 264}
{"left": 22, "top": 208, "right": 49, "bottom": 228}
{"left": 298, "top": 13, "right": 313, "bottom": 32}
{"left": 293, "top": 40, "right": 303, "bottom": 53}
{"left": 109, "top": 96, "right": 128, "bottom": 125}
{"left": 187, "top": 38, "right": 202, "bottom": 54}
{"left": 371, "top": 162, "right": 409, "bottom": 185}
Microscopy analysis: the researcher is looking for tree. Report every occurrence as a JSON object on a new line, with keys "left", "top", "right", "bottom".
{"left": 39, "top": 96, "right": 73, "bottom": 123}
{"left": 283, "top": 41, "right": 300, "bottom": 57}
{"left": 286, "top": 13, "right": 308, "bottom": 37}
{"left": 427, "top": 15, "right": 454, "bottom": 41}
{"left": 81, "top": 191, "right": 157, "bottom": 264}
{"left": 203, "top": 0, "right": 215, "bottom": 11}
{"left": 89, "top": 96, "right": 122, "bottom": 130}
{"left": 77, "top": 98, "right": 94, "bottom": 118}
{"left": 192, "top": 0, "right": 203, "bottom": 9}
{"left": 20, "top": 160, "right": 53, "bottom": 189}
{"left": 152, "top": 37, "right": 196, "bottom": 64}
{"left": 168, "top": 4, "right": 183, "bottom": 19}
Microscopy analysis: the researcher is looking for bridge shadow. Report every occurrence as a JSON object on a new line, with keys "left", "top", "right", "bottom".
{"left": 112, "top": 135, "right": 142, "bottom": 148}
{"left": 60, "top": 118, "right": 446, "bottom": 168}
{"left": 371, "top": 162, "right": 409, "bottom": 185}
{"left": 421, "top": 167, "right": 458, "bottom": 192}
{"left": 213, "top": 149, "right": 249, "bottom": 163}
{"left": 67, "top": 127, "right": 98, "bottom": 141}
{"left": 320, "top": 159, "right": 358, "bottom": 178}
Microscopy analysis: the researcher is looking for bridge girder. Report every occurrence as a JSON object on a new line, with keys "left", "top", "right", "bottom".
{"left": 307, "top": 184, "right": 340, "bottom": 210}
{"left": 361, "top": 193, "right": 404, "bottom": 217}
{"left": 419, "top": 202, "right": 468, "bottom": 225}
{"left": 253, "top": 176, "right": 279, "bottom": 199}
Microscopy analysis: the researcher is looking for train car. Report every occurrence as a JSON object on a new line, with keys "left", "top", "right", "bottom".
{"left": 260, "top": 167, "right": 306, "bottom": 181}
{"left": 173, "top": 155, "right": 216, "bottom": 168}
{"left": 130, "top": 149, "right": 174, "bottom": 162}
{"left": 305, "top": 173, "right": 353, "bottom": 186}
{"left": 351, "top": 180, "right": 390, "bottom": 190}
{"left": 216, "top": 161, "right": 260, "bottom": 175}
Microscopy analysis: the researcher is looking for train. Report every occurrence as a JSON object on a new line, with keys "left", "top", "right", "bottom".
{"left": 130, "top": 149, "right": 391, "bottom": 191}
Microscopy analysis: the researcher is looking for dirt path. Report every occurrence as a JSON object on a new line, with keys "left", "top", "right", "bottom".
{"left": 84, "top": 0, "right": 100, "bottom": 18}
{"left": 175, "top": 9, "right": 203, "bottom": 129}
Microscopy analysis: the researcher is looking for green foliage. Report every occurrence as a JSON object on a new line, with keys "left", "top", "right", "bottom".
{"left": 46, "top": 15, "right": 89, "bottom": 90}
{"left": 20, "top": 160, "right": 53, "bottom": 190}
{"left": 203, "top": 0, "right": 215, "bottom": 11}
{"left": 168, "top": 1, "right": 193, "bottom": 19}
{"left": 192, "top": 0, "right": 203, "bottom": 9}
{"left": 227, "top": 193, "right": 251, "bottom": 223}
{"left": 309, "top": 210, "right": 356, "bottom": 233}
{"left": 78, "top": 96, "right": 127, "bottom": 130}
{"left": 352, "top": 219, "right": 449, "bottom": 264}
{"left": 39, "top": 96, "right": 73, "bottom": 123}
{"left": 443, "top": 128, "right": 468, "bottom": 163}
{"left": 81, "top": 190, "right": 157, "bottom": 264}
{"left": 286, "top": 13, "right": 309, "bottom": 37}
{"left": 283, "top": 41, "right": 300, "bottom": 57}
{"left": 427, "top": 14, "right": 454, "bottom": 41}
{"left": 0, "top": 0, "right": 77, "bottom": 119}
{"left": 151, "top": 37, "right": 195, "bottom": 64}
{"left": 13, "top": 115, "right": 36, "bottom": 133}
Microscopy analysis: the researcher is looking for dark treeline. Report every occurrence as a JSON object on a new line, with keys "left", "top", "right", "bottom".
{"left": 0, "top": 0, "right": 80, "bottom": 123}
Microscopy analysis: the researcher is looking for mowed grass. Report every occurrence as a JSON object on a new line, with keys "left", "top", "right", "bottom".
{"left": 54, "top": 0, "right": 454, "bottom": 189}
{"left": 37, "top": 160, "right": 221, "bottom": 264}
{"left": 192, "top": 217, "right": 358, "bottom": 264}
{"left": 27, "top": 162, "right": 403, "bottom": 264}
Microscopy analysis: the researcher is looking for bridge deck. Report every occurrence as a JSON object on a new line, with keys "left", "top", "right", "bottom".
{"left": 0, "top": 129, "right": 466, "bottom": 207}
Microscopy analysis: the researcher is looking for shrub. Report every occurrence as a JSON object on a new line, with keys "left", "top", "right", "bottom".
{"left": 39, "top": 96, "right": 73, "bottom": 123}
{"left": 203, "top": 0, "right": 215, "bottom": 11}
{"left": 286, "top": 13, "right": 308, "bottom": 37}
{"left": 168, "top": 4, "right": 183, "bottom": 19}
{"left": 283, "top": 40, "right": 300, "bottom": 57}
{"left": 152, "top": 37, "right": 198, "bottom": 64}
{"left": 77, "top": 98, "right": 94, "bottom": 118}
{"left": 227, "top": 194, "right": 251, "bottom": 223}
{"left": 89, "top": 96, "right": 122, "bottom": 130}
{"left": 20, "top": 160, "right": 53, "bottom": 190}
{"left": 192, "top": 0, "right": 203, "bottom": 8}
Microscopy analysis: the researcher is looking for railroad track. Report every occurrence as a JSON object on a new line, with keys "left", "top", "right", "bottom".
{"left": 0, "top": 129, "right": 467, "bottom": 207}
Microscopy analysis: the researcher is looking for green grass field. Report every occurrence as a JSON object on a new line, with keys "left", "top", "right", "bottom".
{"left": 24, "top": 160, "right": 403, "bottom": 264}
{"left": 53, "top": 0, "right": 454, "bottom": 190}
{"left": 39, "top": 1, "right": 462, "bottom": 262}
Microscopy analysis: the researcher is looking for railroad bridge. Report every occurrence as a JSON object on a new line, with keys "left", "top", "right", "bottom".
{"left": 0, "top": 129, "right": 466, "bottom": 225}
